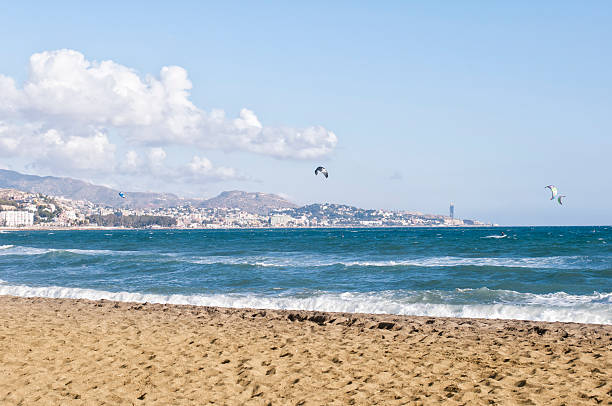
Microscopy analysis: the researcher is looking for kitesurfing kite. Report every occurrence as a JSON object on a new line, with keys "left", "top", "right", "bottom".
{"left": 118, "top": 192, "right": 127, "bottom": 199}
{"left": 545, "top": 185, "right": 558, "bottom": 200}
{"left": 557, "top": 195, "right": 566, "bottom": 205}
{"left": 315, "top": 166, "right": 328, "bottom": 178}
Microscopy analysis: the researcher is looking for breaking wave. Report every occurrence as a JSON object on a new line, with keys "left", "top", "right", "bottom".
{"left": 0, "top": 281, "right": 609, "bottom": 325}
{"left": 0, "top": 245, "right": 141, "bottom": 256}
{"left": 186, "top": 254, "right": 603, "bottom": 270}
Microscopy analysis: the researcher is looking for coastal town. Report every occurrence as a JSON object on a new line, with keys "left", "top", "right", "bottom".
{"left": 0, "top": 188, "right": 491, "bottom": 229}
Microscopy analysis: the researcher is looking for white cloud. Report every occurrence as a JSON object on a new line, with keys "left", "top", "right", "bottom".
{"left": 0, "top": 121, "right": 21, "bottom": 154}
{"left": 0, "top": 119, "right": 244, "bottom": 183}
{"left": 123, "top": 150, "right": 142, "bottom": 171}
{"left": 41, "top": 131, "right": 116, "bottom": 171}
{"left": 187, "top": 156, "right": 242, "bottom": 181}
{"left": 147, "top": 147, "right": 167, "bottom": 166}
{"left": 234, "top": 108, "right": 262, "bottom": 130}
{"left": 0, "top": 75, "right": 22, "bottom": 115}
{"left": 0, "top": 49, "right": 337, "bottom": 160}
{"left": 0, "top": 122, "right": 115, "bottom": 172}
{"left": 0, "top": 49, "right": 336, "bottom": 190}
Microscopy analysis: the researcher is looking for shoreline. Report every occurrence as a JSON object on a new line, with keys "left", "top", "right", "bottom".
{"left": 2, "top": 225, "right": 609, "bottom": 231}
{"left": 1, "top": 224, "right": 498, "bottom": 231}
{"left": 1, "top": 295, "right": 610, "bottom": 404}
{"left": 2, "top": 294, "right": 609, "bottom": 328}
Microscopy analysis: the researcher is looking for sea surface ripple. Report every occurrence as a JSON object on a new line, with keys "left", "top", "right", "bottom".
{"left": 0, "top": 227, "right": 610, "bottom": 324}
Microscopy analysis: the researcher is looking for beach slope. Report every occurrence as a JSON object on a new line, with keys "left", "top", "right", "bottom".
{"left": 0, "top": 296, "right": 610, "bottom": 405}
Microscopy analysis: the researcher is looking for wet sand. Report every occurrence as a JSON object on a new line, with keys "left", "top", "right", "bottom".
{"left": 0, "top": 296, "right": 610, "bottom": 405}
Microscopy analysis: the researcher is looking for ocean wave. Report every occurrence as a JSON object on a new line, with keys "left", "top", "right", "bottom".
{"left": 63, "top": 248, "right": 141, "bottom": 256}
{"left": 0, "top": 246, "right": 51, "bottom": 256}
{"left": 453, "top": 287, "right": 612, "bottom": 305}
{"left": 0, "top": 282, "right": 609, "bottom": 324}
{"left": 0, "top": 245, "right": 141, "bottom": 256}
{"left": 184, "top": 254, "right": 606, "bottom": 270}
{"left": 345, "top": 256, "right": 610, "bottom": 269}
{"left": 0, "top": 242, "right": 605, "bottom": 271}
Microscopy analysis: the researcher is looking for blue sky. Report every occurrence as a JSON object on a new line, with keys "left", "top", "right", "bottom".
{"left": 0, "top": 1, "right": 610, "bottom": 225}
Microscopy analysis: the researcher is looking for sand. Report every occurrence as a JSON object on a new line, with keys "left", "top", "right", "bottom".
{"left": 0, "top": 296, "right": 610, "bottom": 405}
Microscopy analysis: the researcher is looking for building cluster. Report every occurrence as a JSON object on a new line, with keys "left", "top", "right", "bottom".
{"left": 267, "top": 204, "right": 486, "bottom": 228}
{"left": 0, "top": 189, "right": 89, "bottom": 227}
{"left": 0, "top": 211, "right": 34, "bottom": 227}
{"left": 0, "top": 188, "right": 490, "bottom": 229}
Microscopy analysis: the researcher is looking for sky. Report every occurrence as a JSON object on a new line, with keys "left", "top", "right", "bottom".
{"left": 0, "top": 1, "right": 610, "bottom": 225}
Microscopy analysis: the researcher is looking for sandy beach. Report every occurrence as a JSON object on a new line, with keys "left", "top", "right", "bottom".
{"left": 0, "top": 296, "right": 610, "bottom": 405}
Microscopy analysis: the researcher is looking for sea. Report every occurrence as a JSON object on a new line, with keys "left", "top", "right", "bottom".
{"left": 0, "top": 227, "right": 611, "bottom": 325}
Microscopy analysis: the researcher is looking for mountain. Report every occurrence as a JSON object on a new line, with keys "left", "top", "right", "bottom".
{"left": 0, "top": 169, "right": 184, "bottom": 208}
{"left": 198, "top": 190, "right": 297, "bottom": 215}
{"left": 0, "top": 169, "right": 296, "bottom": 213}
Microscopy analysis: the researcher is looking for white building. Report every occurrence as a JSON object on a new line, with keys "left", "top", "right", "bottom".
{"left": 0, "top": 211, "right": 34, "bottom": 227}
{"left": 270, "top": 214, "right": 293, "bottom": 226}
{"left": 360, "top": 220, "right": 383, "bottom": 226}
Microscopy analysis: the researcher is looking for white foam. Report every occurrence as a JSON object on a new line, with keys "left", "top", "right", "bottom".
{"left": 0, "top": 245, "right": 142, "bottom": 256}
{"left": 182, "top": 254, "right": 598, "bottom": 270}
{"left": 63, "top": 248, "right": 140, "bottom": 256}
{"left": 0, "top": 282, "right": 609, "bottom": 325}
{"left": 333, "top": 256, "right": 596, "bottom": 270}
{"left": 0, "top": 246, "right": 51, "bottom": 256}
{"left": 0, "top": 245, "right": 601, "bottom": 270}
{"left": 455, "top": 287, "right": 612, "bottom": 306}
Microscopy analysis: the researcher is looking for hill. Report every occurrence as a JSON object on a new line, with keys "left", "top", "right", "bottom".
{"left": 0, "top": 169, "right": 296, "bottom": 213}
{"left": 0, "top": 169, "right": 184, "bottom": 208}
{"left": 198, "top": 191, "right": 297, "bottom": 215}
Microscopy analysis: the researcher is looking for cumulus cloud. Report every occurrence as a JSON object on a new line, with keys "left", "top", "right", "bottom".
{"left": 147, "top": 147, "right": 167, "bottom": 166}
{"left": 0, "top": 122, "right": 115, "bottom": 172}
{"left": 0, "top": 75, "right": 22, "bottom": 115}
{"left": 119, "top": 154, "right": 247, "bottom": 184}
{"left": 0, "top": 49, "right": 337, "bottom": 161}
{"left": 122, "top": 150, "right": 142, "bottom": 171}
{"left": 0, "top": 121, "right": 21, "bottom": 154}
{"left": 0, "top": 49, "right": 337, "bottom": 190}
{"left": 187, "top": 156, "right": 242, "bottom": 181}
{"left": 39, "top": 130, "right": 116, "bottom": 171}
{"left": 0, "top": 119, "right": 243, "bottom": 183}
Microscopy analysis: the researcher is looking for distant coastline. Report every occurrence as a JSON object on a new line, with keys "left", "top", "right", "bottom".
{"left": 0, "top": 170, "right": 495, "bottom": 229}
{"left": 0, "top": 224, "right": 497, "bottom": 231}
{"left": 1, "top": 185, "right": 494, "bottom": 229}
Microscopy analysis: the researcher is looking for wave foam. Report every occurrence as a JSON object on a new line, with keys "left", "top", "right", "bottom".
{"left": 0, "top": 244, "right": 605, "bottom": 271}
{"left": 342, "top": 256, "right": 603, "bottom": 269}
{"left": 183, "top": 254, "right": 602, "bottom": 270}
{"left": 0, "top": 282, "right": 609, "bottom": 325}
{"left": 0, "top": 245, "right": 142, "bottom": 256}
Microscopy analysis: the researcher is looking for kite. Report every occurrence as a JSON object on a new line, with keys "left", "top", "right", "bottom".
{"left": 315, "top": 166, "right": 328, "bottom": 178}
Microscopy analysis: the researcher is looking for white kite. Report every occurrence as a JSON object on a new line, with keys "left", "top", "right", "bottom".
{"left": 545, "top": 185, "right": 558, "bottom": 200}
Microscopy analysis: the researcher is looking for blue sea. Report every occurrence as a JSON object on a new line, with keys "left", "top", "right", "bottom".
{"left": 0, "top": 227, "right": 611, "bottom": 324}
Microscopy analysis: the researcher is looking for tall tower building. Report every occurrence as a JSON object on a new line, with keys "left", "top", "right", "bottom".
{"left": 449, "top": 203, "right": 454, "bottom": 220}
